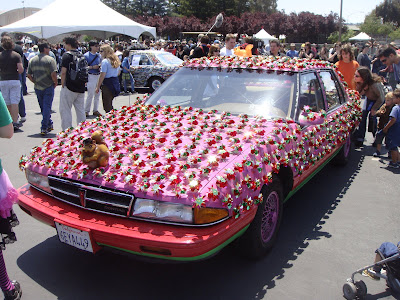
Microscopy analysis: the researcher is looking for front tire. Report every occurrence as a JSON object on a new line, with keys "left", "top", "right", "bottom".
{"left": 148, "top": 77, "right": 164, "bottom": 92}
{"left": 332, "top": 135, "right": 351, "bottom": 166}
{"left": 237, "top": 177, "right": 283, "bottom": 259}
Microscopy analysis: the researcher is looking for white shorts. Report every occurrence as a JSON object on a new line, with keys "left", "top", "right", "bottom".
{"left": 0, "top": 80, "right": 21, "bottom": 105}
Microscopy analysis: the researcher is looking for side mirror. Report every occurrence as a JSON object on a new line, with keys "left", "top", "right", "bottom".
{"left": 298, "top": 107, "right": 326, "bottom": 126}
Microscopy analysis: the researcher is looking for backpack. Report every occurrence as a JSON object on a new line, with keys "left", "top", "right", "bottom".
{"left": 67, "top": 51, "right": 88, "bottom": 83}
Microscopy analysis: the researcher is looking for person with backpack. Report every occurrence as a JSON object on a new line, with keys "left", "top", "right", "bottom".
{"left": 95, "top": 44, "right": 121, "bottom": 113}
{"left": 84, "top": 40, "right": 102, "bottom": 117}
{"left": 59, "top": 37, "right": 88, "bottom": 131}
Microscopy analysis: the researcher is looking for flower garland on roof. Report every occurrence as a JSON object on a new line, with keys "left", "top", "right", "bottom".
{"left": 182, "top": 56, "right": 337, "bottom": 73}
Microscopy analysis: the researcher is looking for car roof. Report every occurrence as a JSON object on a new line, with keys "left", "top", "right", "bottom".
{"left": 130, "top": 50, "right": 171, "bottom": 55}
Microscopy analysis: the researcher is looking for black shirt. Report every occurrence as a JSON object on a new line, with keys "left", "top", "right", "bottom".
{"left": 61, "top": 50, "right": 85, "bottom": 93}
{"left": 0, "top": 50, "right": 21, "bottom": 81}
{"left": 190, "top": 44, "right": 209, "bottom": 59}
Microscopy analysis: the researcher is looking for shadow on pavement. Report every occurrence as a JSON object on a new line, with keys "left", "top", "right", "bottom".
{"left": 17, "top": 149, "right": 374, "bottom": 300}
{"left": 27, "top": 133, "right": 57, "bottom": 139}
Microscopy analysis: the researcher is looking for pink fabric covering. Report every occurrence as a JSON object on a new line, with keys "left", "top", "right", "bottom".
{"left": 0, "top": 171, "right": 18, "bottom": 218}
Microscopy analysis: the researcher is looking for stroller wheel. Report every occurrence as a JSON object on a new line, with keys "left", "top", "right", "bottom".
{"left": 355, "top": 280, "right": 367, "bottom": 298}
{"left": 343, "top": 282, "right": 357, "bottom": 300}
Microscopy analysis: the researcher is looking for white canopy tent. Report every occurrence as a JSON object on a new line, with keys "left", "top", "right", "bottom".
{"left": 349, "top": 32, "right": 371, "bottom": 41}
{"left": 0, "top": 0, "right": 156, "bottom": 40}
{"left": 254, "top": 28, "right": 276, "bottom": 43}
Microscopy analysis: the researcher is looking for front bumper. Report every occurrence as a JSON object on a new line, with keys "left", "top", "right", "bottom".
{"left": 18, "top": 184, "right": 256, "bottom": 261}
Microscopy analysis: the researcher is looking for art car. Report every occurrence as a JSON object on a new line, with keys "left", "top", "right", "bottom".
{"left": 18, "top": 56, "right": 362, "bottom": 261}
{"left": 129, "top": 50, "right": 182, "bottom": 92}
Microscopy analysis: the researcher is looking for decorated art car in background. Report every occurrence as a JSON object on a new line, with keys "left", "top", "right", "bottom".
{"left": 18, "top": 56, "right": 361, "bottom": 261}
{"left": 129, "top": 50, "right": 182, "bottom": 92}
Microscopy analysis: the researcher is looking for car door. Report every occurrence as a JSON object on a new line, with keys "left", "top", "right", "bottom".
{"left": 131, "top": 54, "right": 153, "bottom": 87}
{"left": 293, "top": 71, "right": 328, "bottom": 187}
{"left": 318, "top": 69, "right": 349, "bottom": 153}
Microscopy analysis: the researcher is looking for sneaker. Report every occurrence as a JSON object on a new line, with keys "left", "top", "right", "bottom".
{"left": 19, "top": 117, "right": 26, "bottom": 123}
{"left": 362, "top": 268, "right": 380, "bottom": 280}
{"left": 13, "top": 122, "right": 22, "bottom": 128}
{"left": 40, "top": 129, "right": 47, "bottom": 136}
{"left": 4, "top": 280, "right": 22, "bottom": 300}
{"left": 47, "top": 125, "right": 54, "bottom": 133}
{"left": 373, "top": 151, "right": 381, "bottom": 157}
{"left": 388, "top": 162, "right": 400, "bottom": 169}
{"left": 92, "top": 111, "right": 102, "bottom": 117}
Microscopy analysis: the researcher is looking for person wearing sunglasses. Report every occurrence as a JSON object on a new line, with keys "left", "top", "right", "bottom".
{"left": 378, "top": 47, "right": 400, "bottom": 89}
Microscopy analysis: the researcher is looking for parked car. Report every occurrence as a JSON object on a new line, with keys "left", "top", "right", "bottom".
{"left": 18, "top": 56, "right": 362, "bottom": 261}
{"left": 129, "top": 50, "right": 182, "bottom": 92}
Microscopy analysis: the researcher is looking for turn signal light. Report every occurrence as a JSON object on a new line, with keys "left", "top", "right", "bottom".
{"left": 194, "top": 207, "right": 229, "bottom": 225}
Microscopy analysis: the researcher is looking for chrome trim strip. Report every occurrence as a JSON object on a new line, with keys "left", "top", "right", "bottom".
{"left": 33, "top": 177, "right": 231, "bottom": 227}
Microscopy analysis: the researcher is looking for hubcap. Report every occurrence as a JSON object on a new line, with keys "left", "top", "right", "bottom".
{"left": 261, "top": 191, "right": 279, "bottom": 243}
{"left": 152, "top": 79, "right": 162, "bottom": 90}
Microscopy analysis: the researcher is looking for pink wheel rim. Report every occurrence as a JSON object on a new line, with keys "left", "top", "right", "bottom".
{"left": 261, "top": 191, "right": 279, "bottom": 243}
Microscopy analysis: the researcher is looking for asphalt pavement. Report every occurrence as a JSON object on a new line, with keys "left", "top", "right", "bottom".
{"left": 1, "top": 80, "right": 399, "bottom": 300}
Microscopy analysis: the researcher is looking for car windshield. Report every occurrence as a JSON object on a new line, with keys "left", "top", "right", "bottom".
{"left": 156, "top": 53, "right": 183, "bottom": 65}
{"left": 147, "top": 67, "right": 297, "bottom": 118}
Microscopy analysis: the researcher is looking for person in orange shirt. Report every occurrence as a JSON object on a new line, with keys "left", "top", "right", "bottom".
{"left": 335, "top": 44, "right": 359, "bottom": 90}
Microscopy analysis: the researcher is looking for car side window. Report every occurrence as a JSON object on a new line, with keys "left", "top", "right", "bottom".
{"left": 296, "top": 72, "right": 324, "bottom": 120}
{"left": 319, "top": 71, "right": 343, "bottom": 110}
{"left": 139, "top": 55, "right": 152, "bottom": 66}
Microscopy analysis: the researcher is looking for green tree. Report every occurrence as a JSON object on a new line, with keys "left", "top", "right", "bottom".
{"left": 327, "top": 29, "right": 354, "bottom": 44}
{"left": 360, "top": 13, "right": 394, "bottom": 35}
{"left": 389, "top": 27, "right": 400, "bottom": 39}
{"left": 101, "top": 0, "right": 169, "bottom": 17}
{"left": 249, "top": 0, "right": 277, "bottom": 14}
{"left": 375, "top": 0, "right": 400, "bottom": 26}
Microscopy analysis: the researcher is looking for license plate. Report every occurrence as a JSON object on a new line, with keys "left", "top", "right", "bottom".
{"left": 55, "top": 222, "right": 93, "bottom": 253}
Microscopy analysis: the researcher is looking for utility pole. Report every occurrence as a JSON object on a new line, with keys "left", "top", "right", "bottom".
{"left": 22, "top": 0, "right": 26, "bottom": 18}
{"left": 338, "top": 0, "right": 343, "bottom": 42}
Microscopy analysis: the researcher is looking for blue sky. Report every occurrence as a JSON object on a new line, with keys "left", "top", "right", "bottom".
{"left": 2, "top": 0, "right": 380, "bottom": 24}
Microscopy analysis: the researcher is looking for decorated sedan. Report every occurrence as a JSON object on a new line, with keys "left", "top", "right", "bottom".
{"left": 129, "top": 50, "right": 182, "bottom": 92}
{"left": 18, "top": 56, "right": 361, "bottom": 261}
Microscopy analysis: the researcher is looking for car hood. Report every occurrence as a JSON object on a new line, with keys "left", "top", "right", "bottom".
{"left": 20, "top": 101, "right": 301, "bottom": 212}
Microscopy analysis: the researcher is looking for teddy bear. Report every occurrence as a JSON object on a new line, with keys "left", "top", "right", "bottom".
{"left": 82, "top": 131, "right": 110, "bottom": 169}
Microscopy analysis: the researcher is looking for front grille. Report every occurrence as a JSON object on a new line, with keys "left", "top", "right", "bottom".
{"left": 48, "top": 176, "right": 134, "bottom": 217}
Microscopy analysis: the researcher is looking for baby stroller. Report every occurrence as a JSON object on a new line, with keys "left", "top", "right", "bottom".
{"left": 343, "top": 251, "right": 400, "bottom": 299}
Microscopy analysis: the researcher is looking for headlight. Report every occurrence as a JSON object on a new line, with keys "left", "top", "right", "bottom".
{"left": 132, "top": 198, "right": 229, "bottom": 225}
{"left": 25, "top": 169, "right": 52, "bottom": 194}
{"left": 132, "top": 198, "right": 193, "bottom": 224}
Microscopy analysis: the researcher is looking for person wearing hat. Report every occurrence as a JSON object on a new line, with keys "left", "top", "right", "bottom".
{"left": 84, "top": 40, "right": 102, "bottom": 117}
{"left": 357, "top": 44, "right": 371, "bottom": 70}
{"left": 286, "top": 43, "right": 298, "bottom": 58}
{"left": 27, "top": 45, "right": 39, "bottom": 61}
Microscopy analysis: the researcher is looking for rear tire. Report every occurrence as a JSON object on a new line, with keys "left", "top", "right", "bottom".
{"left": 355, "top": 280, "right": 367, "bottom": 298}
{"left": 236, "top": 177, "right": 283, "bottom": 259}
{"left": 332, "top": 135, "right": 351, "bottom": 166}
